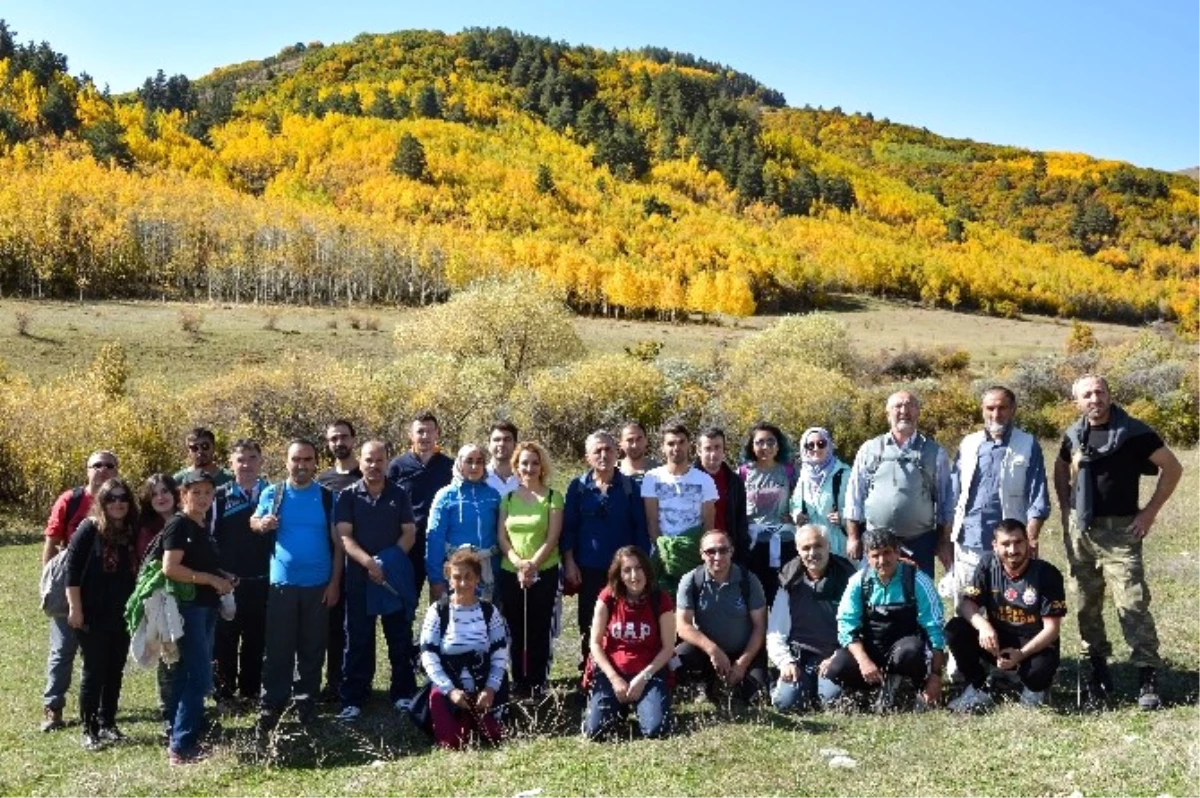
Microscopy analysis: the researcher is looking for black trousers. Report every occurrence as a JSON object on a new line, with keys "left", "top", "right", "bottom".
{"left": 747, "top": 539, "right": 798, "bottom": 608}
{"left": 325, "top": 588, "right": 345, "bottom": 692}
{"left": 675, "top": 640, "right": 770, "bottom": 701}
{"left": 575, "top": 566, "right": 610, "bottom": 667}
{"left": 76, "top": 626, "right": 131, "bottom": 731}
{"left": 824, "top": 634, "right": 928, "bottom": 690}
{"left": 261, "top": 584, "right": 329, "bottom": 711}
{"left": 498, "top": 566, "right": 558, "bottom": 691}
{"left": 214, "top": 579, "right": 269, "bottom": 700}
{"left": 944, "top": 617, "right": 1059, "bottom": 692}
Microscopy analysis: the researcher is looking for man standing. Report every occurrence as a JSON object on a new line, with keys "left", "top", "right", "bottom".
{"left": 693, "top": 427, "right": 749, "bottom": 566}
{"left": 173, "top": 427, "right": 233, "bottom": 488}
{"left": 387, "top": 411, "right": 454, "bottom": 601}
{"left": 766, "top": 524, "right": 857, "bottom": 712}
{"left": 212, "top": 439, "right": 271, "bottom": 709}
{"left": 39, "top": 451, "right": 118, "bottom": 732}
{"left": 485, "top": 421, "right": 520, "bottom": 497}
{"left": 315, "top": 419, "right": 362, "bottom": 702}
{"left": 950, "top": 386, "right": 1050, "bottom": 603}
{"left": 335, "top": 441, "right": 417, "bottom": 720}
{"left": 946, "top": 519, "right": 1066, "bottom": 712}
{"left": 825, "top": 529, "right": 946, "bottom": 711}
{"left": 675, "top": 530, "right": 769, "bottom": 703}
{"left": 1055, "top": 374, "right": 1181, "bottom": 710}
{"left": 642, "top": 422, "right": 718, "bottom": 591}
{"left": 562, "top": 430, "right": 649, "bottom": 667}
{"left": 618, "top": 421, "right": 662, "bottom": 486}
{"left": 252, "top": 439, "right": 343, "bottom": 731}
{"left": 845, "top": 391, "right": 954, "bottom": 578}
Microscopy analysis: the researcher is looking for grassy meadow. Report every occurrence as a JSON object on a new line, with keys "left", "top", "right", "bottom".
{"left": 0, "top": 298, "right": 1195, "bottom": 796}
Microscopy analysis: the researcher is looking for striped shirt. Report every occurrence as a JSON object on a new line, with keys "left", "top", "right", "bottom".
{"left": 419, "top": 599, "right": 509, "bottom": 693}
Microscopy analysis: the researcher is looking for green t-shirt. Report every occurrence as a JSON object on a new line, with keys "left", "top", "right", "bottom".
{"left": 500, "top": 488, "right": 563, "bottom": 572}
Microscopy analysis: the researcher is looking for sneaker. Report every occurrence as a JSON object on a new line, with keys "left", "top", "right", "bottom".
{"left": 1087, "top": 656, "right": 1114, "bottom": 700}
{"left": 98, "top": 726, "right": 127, "bottom": 743}
{"left": 81, "top": 730, "right": 104, "bottom": 751}
{"left": 168, "top": 746, "right": 210, "bottom": 766}
{"left": 393, "top": 698, "right": 413, "bottom": 712}
{"left": 336, "top": 705, "right": 362, "bottom": 721}
{"left": 40, "top": 706, "right": 65, "bottom": 733}
{"left": 1137, "top": 668, "right": 1161, "bottom": 711}
{"left": 874, "top": 673, "right": 904, "bottom": 713}
{"left": 1019, "top": 687, "right": 1048, "bottom": 708}
{"left": 948, "top": 684, "right": 995, "bottom": 714}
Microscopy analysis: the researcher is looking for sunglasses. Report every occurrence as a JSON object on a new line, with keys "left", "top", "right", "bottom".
{"left": 804, "top": 440, "right": 828, "bottom": 451}
{"left": 702, "top": 546, "right": 731, "bottom": 556}
{"left": 89, "top": 462, "right": 117, "bottom": 470}
{"left": 103, "top": 493, "right": 130, "bottom": 504}
{"left": 187, "top": 442, "right": 214, "bottom": 451}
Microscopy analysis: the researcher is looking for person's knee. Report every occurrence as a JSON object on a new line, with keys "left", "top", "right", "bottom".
{"left": 771, "top": 680, "right": 803, "bottom": 712}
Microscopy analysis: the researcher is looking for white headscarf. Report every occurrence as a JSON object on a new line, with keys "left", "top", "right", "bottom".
{"left": 799, "top": 426, "right": 835, "bottom": 492}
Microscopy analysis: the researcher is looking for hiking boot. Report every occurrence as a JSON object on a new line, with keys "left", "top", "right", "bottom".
{"left": 98, "top": 726, "right": 127, "bottom": 743}
{"left": 81, "top": 729, "right": 104, "bottom": 751}
{"left": 1087, "top": 656, "right": 1114, "bottom": 702}
{"left": 873, "top": 674, "right": 904, "bottom": 713}
{"left": 40, "top": 706, "right": 65, "bottom": 733}
{"left": 168, "top": 746, "right": 210, "bottom": 766}
{"left": 948, "top": 684, "right": 995, "bottom": 714}
{"left": 1019, "top": 687, "right": 1048, "bottom": 708}
{"left": 1137, "top": 668, "right": 1161, "bottom": 711}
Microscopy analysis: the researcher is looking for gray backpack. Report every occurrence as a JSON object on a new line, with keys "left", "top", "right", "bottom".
{"left": 862, "top": 435, "right": 939, "bottom": 537}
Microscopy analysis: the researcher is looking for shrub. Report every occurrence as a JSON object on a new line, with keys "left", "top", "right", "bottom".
{"left": 725, "top": 314, "right": 854, "bottom": 380}
{"left": 178, "top": 308, "right": 204, "bottom": 336}
{"left": 262, "top": 310, "right": 281, "bottom": 331}
{"left": 624, "top": 340, "right": 663, "bottom": 362}
{"left": 89, "top": 342, "right": 130, "bottom": 398}
{"left": 14, "top": 311, "right": 31, "bottom": 336}
{"left": 1065, "top": 320, "right": 1097, "bottom": 353}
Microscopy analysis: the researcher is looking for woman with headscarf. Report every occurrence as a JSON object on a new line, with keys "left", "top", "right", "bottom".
{"left": 425, "top": 444, "right": 503, "bottom": 602}
{"left": 789, "top": 426, "right": 853, "bottom": 560}
{"left": 739, "top": 422, "right": 798, "bottom": 604}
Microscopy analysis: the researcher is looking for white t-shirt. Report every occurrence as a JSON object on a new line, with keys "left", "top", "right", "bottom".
{"left": 641, "top": 466, "right": 719, "bottom": 537}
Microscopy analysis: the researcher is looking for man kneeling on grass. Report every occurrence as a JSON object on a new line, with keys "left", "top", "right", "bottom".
{"left": 823, "top": 528, "right": 945, "bottom": 711}
{"left": 945, "top": 518, "right": 1066, "bottom": 712}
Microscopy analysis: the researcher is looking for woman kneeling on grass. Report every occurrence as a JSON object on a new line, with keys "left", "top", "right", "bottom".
{"left": 66, "top": 477, "right": 140, "bottom": 751}
{"left": 583, "top": 545, "right": 676, "bottom": 740}
{"left": 161, "top": 470, "right": 235, "bottom": 765}
{"left": 419, "top": 548, "right": 510, "bottom": 749}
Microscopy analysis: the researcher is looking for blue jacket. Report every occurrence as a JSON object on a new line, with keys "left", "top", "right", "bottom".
{"left": 561, "top": 469, "right": 649, "bottom": 570}
{"left": 425, "top": 480, "right": 502, "bottom": 587}
{"left": 364, "top": 545, "right": 417, "bottom": 619}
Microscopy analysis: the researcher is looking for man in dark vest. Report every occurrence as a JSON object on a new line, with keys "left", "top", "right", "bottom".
{"left": 766, "top": 524, "right": 856, "bottom": 711}
{"left": 1054, "top": 374, "right": 1181, "bottom": 710}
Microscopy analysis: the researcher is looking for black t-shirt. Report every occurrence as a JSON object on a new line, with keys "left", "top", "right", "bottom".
{"left": 316, "top": 467, "right": 363, "bottom": 495}
{"left": 962, "top": 552, "right": 1066, "bottom": 639}
{"left": 1059, "top": 427, "right": 1164, "bottom": 517}
{"left": 213, "top": 483, "right": 272, "bottom": 578}
{"left": 163, "top": 513, "right": 221, "bottom": 607}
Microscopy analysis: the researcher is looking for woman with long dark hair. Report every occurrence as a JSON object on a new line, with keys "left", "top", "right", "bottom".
{"left": 65, "top": 477, "right": 140, "bottom": 750}
{"left": 739, "top": 422, "right": 798, "bottom": 603}
{"left": 136, "top": 473, "right": 178, "bottom": 563}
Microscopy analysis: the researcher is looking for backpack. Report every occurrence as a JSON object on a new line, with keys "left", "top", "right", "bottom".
{"left": 686, "top": 565, "right": 752, "bottom": 617}
{"left": 859, "top": 560, "right": 917, "bottom": 615}
{"left": 861, "top": 435, "right": 939, "bottom": 536}
{"left": 40, "top": 518, "right": 100, "bottom": 617}
{"left": 64, "top": 486, "right": 86, "bottom": 529}
{"left": 410, "top": 596, "right": 502, "bottom": 735}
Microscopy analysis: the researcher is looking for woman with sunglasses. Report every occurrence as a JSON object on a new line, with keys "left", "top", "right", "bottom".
{"left": 739, "top": 422, "right": 798, "bottom": 603}
{"left": 65, "top": 477, "right": 140, "bottom": 750}
{"left": 789, "top": 427, "right": 853, "bottom": 560}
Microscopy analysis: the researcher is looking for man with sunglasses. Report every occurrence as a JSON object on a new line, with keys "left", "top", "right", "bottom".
{"left": 39, "top": 451, "right": 120, "bottom": 732}
{"left": 674, "top": 530, "right": 769, "bottom": 703}
{"left": 173, "top": 427, "right": 233, "bottom": 489}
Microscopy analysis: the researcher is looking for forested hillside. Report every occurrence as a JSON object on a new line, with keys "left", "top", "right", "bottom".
{"left": 1, "top": 23, "right": 1196, "bottom": 330}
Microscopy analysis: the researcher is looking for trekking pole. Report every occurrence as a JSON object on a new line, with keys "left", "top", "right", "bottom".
{"left": 522, "top": 582, "right": 530, "bottom": 686}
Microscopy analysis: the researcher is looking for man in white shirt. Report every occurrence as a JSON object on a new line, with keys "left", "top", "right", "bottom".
{"left": 642, "top": 422, "right": 718, "bottom": 591}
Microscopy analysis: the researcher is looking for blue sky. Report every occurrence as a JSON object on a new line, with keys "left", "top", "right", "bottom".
{"left": 4, "top": 0, "right": 1197, "bottom": 170}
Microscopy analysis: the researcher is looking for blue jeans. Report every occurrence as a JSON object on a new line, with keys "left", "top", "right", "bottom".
{"left": 43, "top": 615, "right": 79, "bottom": 710}
{"left": 584, "top": 669, "right": 671, "bottom": 740}
{"left": 771, "top": 650, "right": 842, "bottom": 712}
{"left": 168, "top": 603, "right": 217, "bottom": 755}
{"left": 340, "top": 587, "right": 414, "bottom": 707}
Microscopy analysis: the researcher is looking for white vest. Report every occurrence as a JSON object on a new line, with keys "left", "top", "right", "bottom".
{"left": 952, "top": 427, "right": 1035, "bottom": 540}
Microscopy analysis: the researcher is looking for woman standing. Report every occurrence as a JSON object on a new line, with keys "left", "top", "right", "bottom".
{"left": 740, "top": 422, "right": 798, "bottom": 603}
{"left": 161, "top": 470, "right": 234, "bottom": 766}
{"left": 789, "top": 427, "right": 853, "bottom": 560}
{"left": 583, "top": 546, "right": 676, "bottom": 740}
{"left": 135, "top": 474, "right": 179, "bottom": 563}
{"left": 425, "top": 445, "right": 503, "bottom": 602}
{"left": 497, "top": 441, "right": 563, "bottom": 698}
{"left": 66, "top": 478, "right": 140, "bottom": 750}
{"left": 419, "top": 549, "right": 510, "bottom": 749}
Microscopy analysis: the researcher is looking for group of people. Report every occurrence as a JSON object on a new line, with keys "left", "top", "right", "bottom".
{"left": 38, "top": 373, "right": 1181, "bottom": 759}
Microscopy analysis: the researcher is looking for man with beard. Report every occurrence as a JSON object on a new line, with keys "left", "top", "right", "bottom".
{"left": 315, "top": 419, "right": 362, "bottom": 701}
{"left": 949, "top": 387, "right": 1050, "bottom": 607}
{"left": 618, "top": 421, "right": 662, "bottom": 488}
{"left": 946, "top": 519, "right": 1066, "bottom": 712}
{"left": 766, "top": 524, "right": 857, "bottom": 712}
{"left": 485, "top": 421, "right": 520, "bottom": 497}
{"left": 1054, "top": 374, "right": 1181, "bottom": 710}
{"left": 173, "top": 427, "right": 233, "bottom": 489}
{"left": 845, "top": 391, "right": 954, "bottom": 578}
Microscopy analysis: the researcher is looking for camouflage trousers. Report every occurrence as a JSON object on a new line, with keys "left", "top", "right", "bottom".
{"left": 1063, "top": 514, "right": 1161, "bottom": 668}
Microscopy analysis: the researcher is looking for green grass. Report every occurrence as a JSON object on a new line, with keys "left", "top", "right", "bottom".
{"left": 1, "top": 457, "right": 1196, "bottom": 796}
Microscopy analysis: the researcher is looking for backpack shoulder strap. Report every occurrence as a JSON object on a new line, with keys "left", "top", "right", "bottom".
{"left": 321, "top": 485, "right": 334, "bottom": 525}
{"left": 860, "top": 569, "right": 872, "bottom": 615}
{"left": 436, "top": 595, "right": 452, "bottom": 635}
{"left": 688, "top": 567, "right": 704, "bottom": 611}
{"left": 902, "top": 562, "right": 917, "bottom": 605}
{"left": 739, "top": 565, "right": 752, "bottom": 612}
{"left": 831, "top": 469, "right": 844, "bottom": 506}
{"left": 784, "top": 462, "right": 796, "bottom": 489}
{"left": 480, "top": 599, "right": 495, "bottom": 628}
{"left": 65, "top": 486, "right": 86, "bottom": 526}
{"left": 737, "top": 464, "right": 748, "bottom": 481}
{"left": 271, "top": 481, "right": 286, "bottom": 516}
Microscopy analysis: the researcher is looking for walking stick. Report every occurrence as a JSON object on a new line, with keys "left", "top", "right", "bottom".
{"left": 522, "top": 582, "right": 530, "bottom": 684}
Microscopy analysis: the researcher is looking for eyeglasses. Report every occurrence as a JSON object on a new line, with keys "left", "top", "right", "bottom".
{"left": 753, "top": 438, "right": 777, "bottom": 447}
{"left": 187, "top": 442, "right": 213, "bottom": 451}
{"left": 702, "top": 546, "right": 731, "bottom": 556}
{"left": 88, "top": 462, "right": 117, "bottom": 470}
{"left": 103, "top": 493, "right": 130, "bottom": 504}
{"left": 463, "top": 458, "right": 485, "bottom": 466}
{"left": 804, "top": 440, "right": 828, "bottom": 451}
